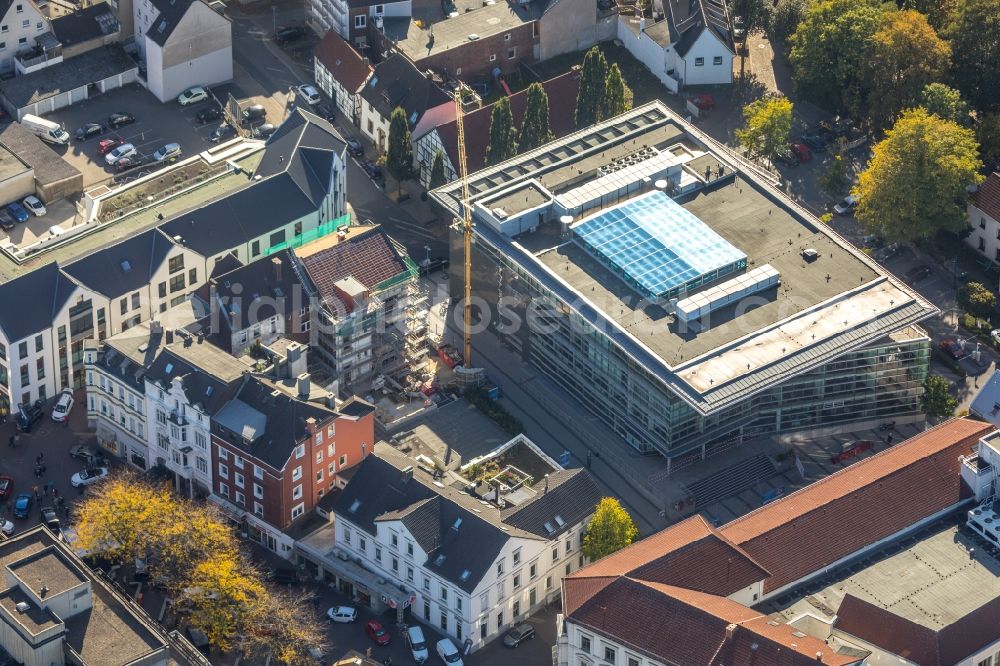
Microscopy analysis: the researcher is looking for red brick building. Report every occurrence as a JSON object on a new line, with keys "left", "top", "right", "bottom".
{"left": 210, "top": 374, "right": 374, "bottom": 556}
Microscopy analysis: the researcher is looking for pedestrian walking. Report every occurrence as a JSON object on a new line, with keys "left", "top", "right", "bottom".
{"left": 33, "top": 485, "right": 40, "bottom": 501}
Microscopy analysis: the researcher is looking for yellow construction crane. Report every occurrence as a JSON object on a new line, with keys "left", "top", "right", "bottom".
{"left": 455, "top": 89, "right": 473, "bottom": 367}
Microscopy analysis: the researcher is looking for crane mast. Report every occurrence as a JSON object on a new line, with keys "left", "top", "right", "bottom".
{"left": 455, "top": 90, "right": 473, "bottom": 366}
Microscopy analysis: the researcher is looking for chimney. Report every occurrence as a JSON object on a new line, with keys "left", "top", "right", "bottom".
{"left": 272, "top": 257, "right": 282, "bottom": 282}
{"left": 286, "top": 342, "right": 307, "bottom": 378}
{"left": 324, "top": 392, "right": 336, "bottom": 408}
{"left": 150, "top": 320, "right": 162, "bottom": 336}
{"left": 40, "top": 585, "right": 49, "bottom": 599}
{"left": 816, "top": 652, "right": 823, "bottom": 662}
{"left": 401, "top": 465, "right": 414, "bottom": 483}
{"left": 297, "top": 372, "right": 311, "bottom": 398}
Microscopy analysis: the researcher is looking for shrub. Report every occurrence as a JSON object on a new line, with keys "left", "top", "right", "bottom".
{"left": 958, "top": 281, "right": 997, "bottom": 317}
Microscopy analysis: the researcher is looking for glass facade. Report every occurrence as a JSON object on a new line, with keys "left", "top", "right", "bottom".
{"left": 454, "top": 228, "right": 930, "bottom": 462}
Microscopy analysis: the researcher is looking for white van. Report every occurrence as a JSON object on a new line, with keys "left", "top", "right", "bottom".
{"left": 21, "top": 114, "right": 69, "bottom": 145}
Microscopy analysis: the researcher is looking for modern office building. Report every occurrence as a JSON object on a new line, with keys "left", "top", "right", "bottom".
{"left": 431, "top": 102, "right": 935, "bottom": 469}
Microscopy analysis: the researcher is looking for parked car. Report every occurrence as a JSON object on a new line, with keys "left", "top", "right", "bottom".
{"left": 406, "top": 626, "right": 429, "bottom": 663}
{"left": 503, "top": 623, "right": 536, "bottom": 648}
{"left": 861, "top": 234, "right": 883, "bottom": 249}
{"left": 253, "top": 123, "right": 276, "bottom": 139}
{"left": 71, "top": 467, "right": 110, "bottom": 487}
{"left": 16, "top": 400, "right": 44, "bottom": 432}
{"left": 346, "top": 137, "right": 364, "bottom": 157}
{"left": 51, "top": 388, "right": 74, "bottom": 422}
{"left": 938, "top": 338, "right": 966, "bottom": 360}
{"left": 799, "top": 134, "right": 828, "bottom": 152}
{"left": 108, "top": 112, "right": 135, "bottom": 129}
{"left": 296, "top": 83, "right": 321, "bottom": 106}
{"left": 326, "top": 606, "right": 357, "bottom": 623}
{"left": 75, "top": 122, "right": 105, "bottom": 141}
{"left": 70, "top": 444, "right": 106, "bottom": 466}
{"left": 105, "top": 143, "right": 137, "bottom": 166}
{"left": 436, "top": 638, "right": 464, "bottom": 666}
{"left": 241, "top": 104, "right": 267, "bottom": 123}
{"left": 790, "top": 140, "right": 812, "bottom": 162}
{"left": 210, "top": 123, "right": 236, "bottom": 143}
{"left": 153, "top": 143, "right": 181, "bottom": 162}
{"left": 874, "top": 243, "right": 901, "bottom": 262}
{"left": 419, "top": 256, "right": 449, "bottom": 275}
{"left": 774, "top": 147, "right": 799, "bottom": 167}
{"left": 114, "top": 156, "right": 143, "bottom": 173}
{"left": 178, "top": 86, "right": 209, "bottom": 106}
{"left": 196, "top": 106, "right": 223, "bottom": 123}
{"left": 97, "top": 138, "right": 122, "bottom": 155}
{"left": 1, "top": 520, "right": 12, "bottom": 536}
{"left": 0, "top": 209, "right": 15, "bottom": 231}
{"left": 40, "top": 505, "right": 60, "bottom": 531}
{"left": 361, "top": 160, "right": 382, "bottom": 181}
{"left": 13, "top": 493, "right": 32, "bottom": 518}
{"left": 0, "top": 475, "right": 12, "bottom": 499}
{"left": 834, "top": 195, "right": 858, "bottom": 215}
{"left": 22, "top": 195, "right": 45, "bottom": 216}
{"left": 267, "top": 567, "right": 298, "bottom": 584}
{"left": 992, "top": 329, "right": 1000, "bottom": 346}
{"left": 906, "top": 264, "right": 933, "bottom": 283}
{"left": 6, "top": 202, "right": 29, "bottom": 223}
{"left": 365, "top": 619, "right": 390, "bottom": 646}
{"left": 274, "top": 25, "right": 305, "bottom": 44}
{"left": 314, "top": 102, "right": 335, "bottom": 122}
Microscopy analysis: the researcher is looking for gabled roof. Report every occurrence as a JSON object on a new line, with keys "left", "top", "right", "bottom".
{"left": 334, "top": 446, "right": 598, "bottom": 592}
{"left": 51, "top": 2, "right": 120, "bottom": 47}
{"left": 146, "top": 0, "right": 225, "bottom": 47}
{"left": 213, "top": 375, "right": 338, "bottom": 468}
{"left": 570, "top": 514, "right": 769, "bottom": 596}
{"left": 63, "top": 227, "right": 176, "bottom": 300}
{"left": 0, "top": 262, "right": 79, "bottom": 343}
{"left": 664, "top": 0, "right": 734, "bottom": 56}
{"left": 143, "top": 345, "right": 243, "bottom": 414}
{"left": 432, "top": 71, "right": 581, "bottom": 174}
{"left": 359, "top": 53, "right": 451, "bottom": 126}
{"left": 255, "top": 108, "right": 346, "bottom": 200}
{"left": 200, "top": 249, "right": 303, "bottom": 337}
{"left": 314, "top": 31, "right": 372, "bottom": 94}
{"left": 719, "top": 418, "right": 991, "bottom": 592}
{"left": 500, "top": 469, "right": 600, "bottom": 539}
{"left": 973, "top": 172, "right": 1000, "bottom": 222}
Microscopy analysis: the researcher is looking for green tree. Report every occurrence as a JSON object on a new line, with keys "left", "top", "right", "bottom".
{"left": 735, "top": 96, "right": 794, "bottom": 162}
{"left": 959, "top": 281, "right": 998, "bottom": 317}
{"left": 977, "top": 112, "right": 1000, "bottom": 171}
{"left": 867, "top": 10, "right": 951, "bottom": 129}
{"left": 582, "top": 497, "right": 638, "bottom": 561}
{"left": 943, "top": 0, "right": 1000, "bottom": 112}
{"left": 919, "top": 82, "right": 969, "bottom": 124}
{"left": 818, "top": 151, "right": 850, "bottom": 197}
{"left": 790, "top": 0, "right": 885, "bottom": 114}
{"left": 518, "top": 82, "right": 554, "bottom": 151}
{"left": 600, "top": 64, "right": 632, "bottom": 120}
{"left": 428, "top": 149, "right": 448, "bottom": 190}
{"left": 575, "top": 46, "right": 608, "bottom": 128}
{"left": 854, "top": 108, "right": 983, "bottom": 242}
{"left": 767, "top": 0, "right": 808, "bottom": 46}
{"left": 485, "top": 96, "right": 518, "bottom": 166}
{"left": 901, "top": 0, "right": 956, "bottom": 29}
{"left": 386, "top": 106, "right": 413, "bottom": 196}
{"left": 921, "top": 374, "right": 958, "bottom": 418}
{"left": 730, "top": 0, "right": 772, "bottom": 80}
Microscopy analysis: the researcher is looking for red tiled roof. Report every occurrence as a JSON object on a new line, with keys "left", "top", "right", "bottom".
{"left": 836, "top": 593, "right": 1000, "bottom": 666}
{"left": 296, "top": 226, "right": 409, "bottom": 310}
{"left": 433, "top": 71, "right": 581, "bottom": 174}
{"left": 314, "top": 31, "right": 372, "bottom": 93}
{"left": 719, "top": 418, "right": 991, "bottom": 592}
{"left": 570, "top": 515, "right": 769, "bottom": 596}
{"left": 973, "top": 172, "right": 1000, "bottom": 223}
{"left": 569, "top": 578, "right": 862, "bottom": 666}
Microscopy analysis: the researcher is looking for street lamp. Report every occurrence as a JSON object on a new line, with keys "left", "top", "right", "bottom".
{"left": 424, "top": 245, "right": 431, "bottom": 265}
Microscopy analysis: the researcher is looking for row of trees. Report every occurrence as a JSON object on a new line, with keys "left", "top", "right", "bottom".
{"left": 75, "top": 473, "right": 327, "bottom": 664}
{"left": 574, "top": 47, "right": 633, "bottom": 129}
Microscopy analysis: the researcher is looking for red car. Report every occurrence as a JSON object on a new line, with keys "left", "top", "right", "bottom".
{"left": 938, "top": 338, "right": 966, "bottom": 360}
{"left": 98, "top": 138, "right": 122, "bottom": 155}
{"left": 365, "top": 619, "right": 390, "bottom": 646}
{"left": 0, "top": 475, "right": 12, "bottom": 499}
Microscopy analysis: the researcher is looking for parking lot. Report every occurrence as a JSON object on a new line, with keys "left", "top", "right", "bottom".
{"left": 42, "top": 82, "right": 279, "bottom": 188}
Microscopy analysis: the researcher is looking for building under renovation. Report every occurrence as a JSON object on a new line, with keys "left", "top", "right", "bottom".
{"left": 432, "top": 101, "right": 934, "bottom": 470}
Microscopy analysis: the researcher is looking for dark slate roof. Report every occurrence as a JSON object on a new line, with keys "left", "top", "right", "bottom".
{"left": 314, "top": 31, "right": 372, "bottom": 93}
{"left": 212, "top": 375, "right": 338, "bottom": 469}
{"left": 0, "top": 262, "right": 79, "bottom": 342}
{"left": 62, "top": 227, "right": 175, "bottom": 300}
{"left": 359, "top": 53, "right": 451, "bottom": 126}
{"left": 51, "top": 3, "right": 120, "bottom": 48}
{"left": 146, "top": 0, "right": 219, "bottom": 47}
{"left": 0, "top": 45, "right": 136, "bottom": 108}
{"left": 500, "top": 469, "right": 600, "bottom": 538}
{"left": 255, "top": 108, "right": 346, "bottom": 206}
{"left": 335, "top": 446, "right": 598, "bottom": 592}
{"left": 205, "top": 249, "right": 303, "bottom": 332}
{"left": 209, "top": 253, "right": 243, "bottom": 278}
{"left": 339, "top": 396, "right": 376, "bottom": 418}
{"left": 143, "top": 345, "right": 242, "bottom": 414}
{"left": 666, "top": 0, "right": 734, "bottom": 56}
{"left": 158, "top": 174, "right": 315, "bottom": 257}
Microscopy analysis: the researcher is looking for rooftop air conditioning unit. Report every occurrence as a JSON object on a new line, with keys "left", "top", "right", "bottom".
{"left": 468, "top": 33, "right": 480, "bottom": 40}
{"left": 492, "top": 207, "right": 508, "bottom": 220}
